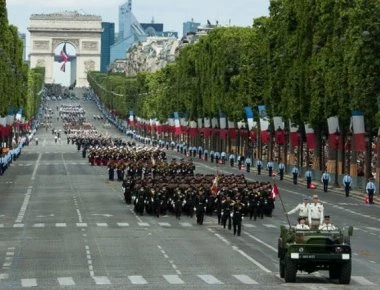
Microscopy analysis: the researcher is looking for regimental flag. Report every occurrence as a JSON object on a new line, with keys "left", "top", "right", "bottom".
{"left": 351, "top": 111, "right": 365, "bottom": 152}
{"left": 204, "top": 117, "right": 211, "bottom": 138}
{"left": 271, "top": 183, "right": 279, "bottom": 199}
{"left": 327, "top": 116, "right": 341, "bottom": 150}
{"left": 244, "top": 106, "right": 254, "bottom": 130}
{"left": 174, "top": 112, "right": 181, "bottom": 135}
{"left": 273, "top": 116, "right": 285, "bottom": 145}
{"left": 305, "top": 123, "right": 316, "bottom": 149}
{"left": 259, "top": 117, "right": 270, "bottom": 144}
{"left": 60, "top": 43, "right": 69, "bottom": 72}
{"left": 228, "top": 120, "right": 236, "bottom": 139}
{"left": 189, "top": 120, "right": 198, "bottom": 137}
{"left": 128, "top": 111, "right": 134, "bottom": 127}
{"left": 219, "top": 113, "right": 227, "bottom": 139}
{"left": 210, "top": 170, "right": 219, "bottom": 196}
{"left": 258, "top": 105, "right": 267, "bottom": 117}
{"left": 289, "top": 122, "right": 299, "bottom": 147}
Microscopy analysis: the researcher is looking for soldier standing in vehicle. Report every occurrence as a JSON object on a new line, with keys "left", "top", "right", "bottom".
{"left": 287, "top": 196, "right": 310, "bottom": 223}
{"left": 308, "top": 195, "right": 324, "bottom": 229}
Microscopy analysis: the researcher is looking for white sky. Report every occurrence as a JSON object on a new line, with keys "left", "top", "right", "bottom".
{"left": 7, "top": 0, "right": 269, "bottom": 85}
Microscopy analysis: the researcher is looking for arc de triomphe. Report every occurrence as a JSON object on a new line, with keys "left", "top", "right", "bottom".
{"left": 28, "top": 11, "right": 102, "bottom": 87}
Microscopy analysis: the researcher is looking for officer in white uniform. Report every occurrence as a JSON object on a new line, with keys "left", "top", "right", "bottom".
{"left": 308, "top": 195, "right": 324, "bottom": 229}
{"left": 295, "top": 217, "right": 310, "bottom": 230}
{"left": 318, "top": 216, "right": 337, "bottom": 230}
{"left": 287, "top": 196, "right": 310, "bottom": 223}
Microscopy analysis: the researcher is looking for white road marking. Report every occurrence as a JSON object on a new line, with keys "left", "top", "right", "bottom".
{"left": 76, "top": 223, "right": 88, "bottom": 227}
{"left": 0, "top": 224, "right": 3, "bottom": 228}
{"left": 351, "top": 276, "right": 375, "bottom": 285}
{"left": 232, "top": 274, "right": 258, "bottom": 284}
{"left": 32, "top": 223, "right": 45, "bottom": 228}
{"left": 243, "top": 223, "right": 256, "bottom": 228}
{"left": 128, "top": 275, "right": 148, "bottom": 284}
{"left": 163, "top": 275, "right": 184, "bottom": 284}
{"left": 92, "top": 276, "right": 111, "bottom": 285}
{"left": 15, "top": 187, "right": 32, "bottom": 223}
{"left": 96, "top": 223, "right": 108, "bottom": 227}
{"left": 21, "top": 278, "right": 37, "bottom": 287}
{"left": 138, "top": 222, "right": 150, "bottom": 227}
{"left": 0, "top": 273, "right": 9, "bottom": 279}
{"left": 244, "top": 232, "right": 277, "bottom": 252}
{"left": 179, "top": 222, "right": 192, "bottom": 227}
{"left": 13, "top": 224, "right": 24, "bottom": 228}
{"left": 57, "top": 277, "right": 75, "bottom": 286}
{"left": 117, "top": 222, "right": 129, "bottom": 227}
{"left": 262, "top": 224, "right": 277, "bottom": 228}
{"left": 233, "top": 246, "right": 271, "bottom": 273}
{"left": 31, "top": 153, "right": 41, "bottom": 180}
{"left": 197, "top": 275, "right": 223, "bottom": 284}
{"left": 55, "top": 223, "right": 67, "bottom": 227}
{"left": 158, "top": 222, "right": 171, "bottom": 227}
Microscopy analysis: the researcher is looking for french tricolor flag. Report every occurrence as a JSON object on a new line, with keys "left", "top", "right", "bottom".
{"left": 327, "top": 116, "right": 341, "bottom": 150}
{"left": 289, "top": 122, "right": 299, "bottom": 147}
{"left": 174, "top": 112, "right": 181, "bottom": 135}
{"left": 351, "top": 111, "right": 365, "bottom": 152}
{"left": 260, "top": 117, "right": 270, "bottom": 144}
{"left": 305, "top": 123, "right": 316, "bottom": 149}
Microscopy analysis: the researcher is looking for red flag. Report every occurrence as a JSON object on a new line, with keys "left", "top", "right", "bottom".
{"left": 271, "top": 183, "right": 279, "bottom": 199}
{"left": 210, "top": 171, "right": 219, "bottom": 196}
{"left": 60, "top": 43, "right": 69, "bottom": 72}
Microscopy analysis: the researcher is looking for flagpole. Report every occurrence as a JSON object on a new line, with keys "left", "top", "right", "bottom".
{"left": 273, "top": 181, "right": 291, "bottom": 227}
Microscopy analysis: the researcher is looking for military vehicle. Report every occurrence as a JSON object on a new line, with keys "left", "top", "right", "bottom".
{"left": 278, "top": 225, "right": 353, "bottom": 284}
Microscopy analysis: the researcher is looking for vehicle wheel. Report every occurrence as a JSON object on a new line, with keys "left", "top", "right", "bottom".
{"left": 339, "top": 261, "right": 351, "bottom": 284}
{"left": 279, "top": 259, "right": 285, "bottom": 278}
{"left": 329, "top": 264, "right": 339, "bottom": 279}
{"left": 284, "top": 257, "right": 297, "bottom": 282}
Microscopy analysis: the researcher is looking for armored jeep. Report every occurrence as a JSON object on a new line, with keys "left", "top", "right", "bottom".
{"left": 278, "top": 225, "right": 353, "bottom": 284}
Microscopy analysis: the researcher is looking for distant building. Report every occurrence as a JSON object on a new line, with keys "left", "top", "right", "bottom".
{"left": 18, "top": 33, "right": 26, "bottom": 61}
{"left": 110, "top": 0, "right": 147, "bottom": 63}
{"left": 183, "top": 19, "right": 201, "bottom": 37}
{"left": 140, "top": 23, "right": 163, "bottom": 36}
{"left": 101, "top": 22, "right": 115, "bottom": 73}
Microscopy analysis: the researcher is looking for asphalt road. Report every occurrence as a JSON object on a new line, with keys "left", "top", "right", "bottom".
{"left": 0, "top": 97, "right": 379, "bottom": 289}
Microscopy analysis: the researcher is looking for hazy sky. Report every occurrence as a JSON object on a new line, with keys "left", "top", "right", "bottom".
{"left": 7, "top": 0, "right": 270, "bottom": 85}
{"left": 7, "top": 0, "right": 270, "bottom": 39}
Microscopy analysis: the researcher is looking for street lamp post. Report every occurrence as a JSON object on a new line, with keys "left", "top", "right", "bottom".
{"left": 334, "top": 129, "right": 340, "bottom": 187}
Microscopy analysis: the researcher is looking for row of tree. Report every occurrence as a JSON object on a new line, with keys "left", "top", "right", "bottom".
{"left": 0, "top": 1, "right": 44, "bottom": 119}
{"left": 88, "top": 0, "right": 380, "bottom": 142}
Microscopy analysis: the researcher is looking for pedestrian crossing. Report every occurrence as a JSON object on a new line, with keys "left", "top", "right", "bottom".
{"left": 0, "top": 221, "right": 277, "bottom": 229}
{"left": 0, "top": 274, "right": 376, "bottom": 287}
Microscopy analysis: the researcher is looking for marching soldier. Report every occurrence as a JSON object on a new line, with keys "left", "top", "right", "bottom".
{"left": 221, "top": 196, "right": 233, "bottom": 229}
{"left": 232, "top": 198, "right": 244, "bottom": 236}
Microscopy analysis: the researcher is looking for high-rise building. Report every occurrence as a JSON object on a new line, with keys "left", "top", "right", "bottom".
{"left": 183, "top": 19, "right": 201, "bottom": 37}
{"left": 101, "top": 22, "right": 115, "bottom": 73}
{"left": 18, "top": 33, "right": 26, "bottom": 61}
{"left": 110, "top": 0, "right": 147, "bottom": 63}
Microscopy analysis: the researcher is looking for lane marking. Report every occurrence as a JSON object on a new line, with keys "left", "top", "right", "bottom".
{"left": 232, "top": 274, "right": 258, "bottom": 284}
{"left": 21, "top": 278, "right": 37, "bottom": 287}
{"left": 92, "top": 276, "right": 111, "bottom": 285}
{"left": 351, "top": 276, "right": 376, "bottom": 285}
{"left": 117, "top": 222, "right": 129, "bottom": 227}
{"left": 31, "top": 153, "right": 42, "bottom": 181}
{"left": 197, "top": 275, "right": 223, "bottom": 284}
{"left": 55, "top": 223, "right": 67, "bottom": 227}
{"left": 128, "top": 275, "right": 148, "bottom": 284}
{"left": 233, "top": 246, "right": 272, "bottom": 273}
{"left": 15, "top": 187, "right": 32, "bottom": 223}
{"left": 163, "top": 275, "right": 184, "bottom": 284}
{"left": 57, "top": 277, "right": 75, "bottom": 286}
